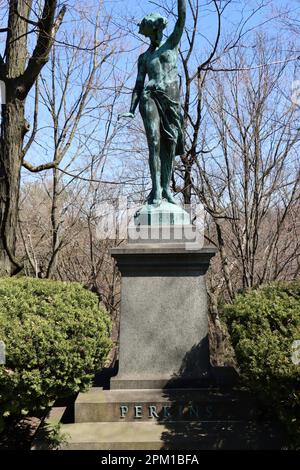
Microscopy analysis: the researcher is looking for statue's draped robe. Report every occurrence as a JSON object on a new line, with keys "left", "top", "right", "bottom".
{"left": 144, "top": 86, "right": 184, "bottom": 155}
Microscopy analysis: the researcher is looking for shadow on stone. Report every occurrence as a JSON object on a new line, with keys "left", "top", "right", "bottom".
{"left": 94, "top": 365, "right": 118, "bottom": 390}
{"left": 156, "top": 340, "right": 287, "bottom": 450}
{"left": 164, "top": 336, "right": 212, "bottom": 388}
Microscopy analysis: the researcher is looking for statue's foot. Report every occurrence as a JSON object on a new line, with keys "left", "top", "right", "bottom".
{"left": 147, "top": 188, "right": 162, "bottom": 206}
{"left": 162, "top": 189, "right": 177, "bottom": 204}
{"left": 146, "top": 190, "right": 154, "bottom": 205}
{"left": 152, "top": 197, "right": 162, "bottom": 206}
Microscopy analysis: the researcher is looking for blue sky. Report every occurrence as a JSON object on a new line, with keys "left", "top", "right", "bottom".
{"left": 19, "top": 0, "right": 300, "bottom": 189}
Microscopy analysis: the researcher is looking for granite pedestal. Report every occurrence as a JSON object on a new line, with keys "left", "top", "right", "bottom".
{"left": 110, "top": 220, "right": 216, "bottom": 389}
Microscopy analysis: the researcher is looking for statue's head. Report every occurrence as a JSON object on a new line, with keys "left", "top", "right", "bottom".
{"left": 138, "top": 13, "right": 168, "bottom": 47}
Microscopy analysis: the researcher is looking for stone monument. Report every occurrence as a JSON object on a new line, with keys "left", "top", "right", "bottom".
{"left": 32, "top": 1, "right": 286, "bottom": 449}
{"left": 113, "top": 0, "right": 215, "bottom": 389}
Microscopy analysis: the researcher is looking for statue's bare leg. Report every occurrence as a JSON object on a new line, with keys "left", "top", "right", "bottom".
{"left": 139, "top": 95, "right": 162, "bottom": 205}
{"left": 160, "top": 132, "right": 177, "bottom": 204}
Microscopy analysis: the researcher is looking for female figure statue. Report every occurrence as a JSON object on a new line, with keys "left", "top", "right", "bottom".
{"left": 119, "top": 1, "right": 186, "bottom": 205}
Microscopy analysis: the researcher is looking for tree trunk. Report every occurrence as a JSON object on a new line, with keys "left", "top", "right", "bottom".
{"left": 46, "top": 166, "right": 60, "bottom": 278}
{"left": 0, "top": 96, "right": 26, "bottom": 275}
{"left": 0, "top": 0, "right": 31, "bottom": 275}
{"left": 0, "top": 1, "right": 64, "bottom": 276}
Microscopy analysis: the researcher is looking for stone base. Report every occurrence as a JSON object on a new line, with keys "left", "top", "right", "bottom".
{"left": 110, "top": 245, "right": 216, "bottom": 389}
{"left": 134, "top": 201, "right": 190, "bottom": 226}
{"left": 54, "top": 420, "right": 285, "bottom": 450}
{"left": 110, "top": 375, "right": 211, "bottom": 390}
{"left": 74, "top": 387, "right": 259, "bottom": 423}
{"left": 128, "top": 224, "right": 199, "bottom": 245}
{"left": 32, "top": 386, "right": 286, "bottom": 450}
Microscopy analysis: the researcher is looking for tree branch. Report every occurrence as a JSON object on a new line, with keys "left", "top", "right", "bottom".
{"left": 197, "top": 0, "right": 221, "bottom": 73}
{"left": 19, "top": 2, "right": 66, "bottom": 99}
{"left": 22, "top": 160, "right": 58, "bottom": 172}
{"left": 16, "top": 12, "right": 39, "bottom": 28}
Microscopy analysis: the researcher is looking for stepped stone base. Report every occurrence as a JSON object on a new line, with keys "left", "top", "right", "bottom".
{"left": 35, "top": 420, "right": 285, "bottom": 450}
{"left": 31, "top": 386, "right": 286, "bottom": 450}
{"left": 74, "top": 387, "right": 258, "bottom": 423}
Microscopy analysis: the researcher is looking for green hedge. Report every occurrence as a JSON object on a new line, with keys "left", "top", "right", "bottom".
{"left": 0, "top": 278, "right": 112, "bottom": 431}
{"left": 224, "top": 281, "right": 300, "bottom": 446}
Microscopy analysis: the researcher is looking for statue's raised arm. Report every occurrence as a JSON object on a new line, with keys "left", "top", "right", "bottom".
{"left": 166, "top": 0, "right": 186, "bottom": 49}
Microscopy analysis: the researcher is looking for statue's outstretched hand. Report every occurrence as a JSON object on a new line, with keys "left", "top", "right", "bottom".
{"left": 118, "top": 112, "right": 134, "bottom": 121}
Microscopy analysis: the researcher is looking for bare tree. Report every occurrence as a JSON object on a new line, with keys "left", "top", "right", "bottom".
{"left": 18, "top": 5, "right": 126, "bottom": 278}
{"left": 174, "top": 33, "right": 298, "bottom": 360}
{"left": 0, "top": 0, "right": 66, "bottom": 275}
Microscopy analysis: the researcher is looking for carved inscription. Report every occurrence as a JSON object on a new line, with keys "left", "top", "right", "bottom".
{"left": 120, "top": 403, "right": 213, "bottom": 419}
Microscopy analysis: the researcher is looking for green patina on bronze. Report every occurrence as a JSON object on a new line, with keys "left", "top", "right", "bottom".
{"left": 119, "top": 1, "right": 186, "bottom": 207}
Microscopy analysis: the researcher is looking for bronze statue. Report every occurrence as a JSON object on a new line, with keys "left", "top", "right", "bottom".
{"left": 119, "top": 0, "right": 186, "bottom": 206}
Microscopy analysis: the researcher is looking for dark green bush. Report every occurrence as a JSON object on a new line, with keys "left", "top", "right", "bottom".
{"left": 0, "top": 277, "right": 112, "bottom": 431}
{"left": 224, "top": 281, "right": 300, "bottom": 446}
